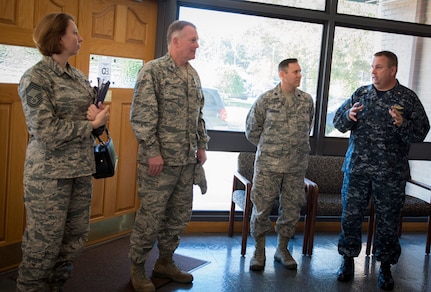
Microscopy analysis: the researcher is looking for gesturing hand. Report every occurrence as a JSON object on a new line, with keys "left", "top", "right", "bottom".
{"left": 348, "top": 102, "right": 365, "bottom": 122}
{"left": 389, "top": 105, "right": 403, "bottom": 127}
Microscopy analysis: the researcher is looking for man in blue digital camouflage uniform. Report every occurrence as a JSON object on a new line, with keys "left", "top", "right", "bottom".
{"left": 246, "top": 58, "right": 314, "bottom": 272}
{"left": 334, "top": 51, "right": 429, "bottom": 290}
{"left": 129, "top": 20, "right": 209, "bottom": 292}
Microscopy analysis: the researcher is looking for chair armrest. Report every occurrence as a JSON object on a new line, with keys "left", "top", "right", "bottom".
{"left": 406, "top": 179, "right": 431, "bottom": 204}
{"left": 304, "top": 177, "right": 318, "bottom": 190}
{"left": 233, "top": 170, "right": 252, "bottom": 189}
{"left": 409, "top": 179, "right": 431, "bottom": 191}
{"left": 304, "top": 178, "right": 319, "bottom": 200}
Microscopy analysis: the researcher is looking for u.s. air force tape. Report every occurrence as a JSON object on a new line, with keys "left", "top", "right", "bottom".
{"left": 26, "top": 82, "right": 43, "bottom": 107}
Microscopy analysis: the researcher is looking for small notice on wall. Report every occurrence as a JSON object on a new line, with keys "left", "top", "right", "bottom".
{"left": 98, "top": 58, "right": 112, "bottom": 82}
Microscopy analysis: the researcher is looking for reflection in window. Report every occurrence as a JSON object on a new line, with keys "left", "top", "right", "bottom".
{"left": 338, "top": 0, "right": 431, "bottom": 25}
{"left": 245, "top": 0, "right": 325, "bottom": 11}
{"left": 326, "top": 28, "right": 431, "bottom": 142}
{"left": 0, "top": 45, "right": 41, "bottom": 84}
{"left": 180, "top": 7, "right": 322, "bottom": 131}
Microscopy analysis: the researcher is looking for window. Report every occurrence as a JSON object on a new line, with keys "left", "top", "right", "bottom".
{"left": 169, "top": 0, "right": 431, "bottom": 211}
{"left": 338, "top": 0, "right": 431, "bottom": 25}
{"left": 180, "top": 6, "right": 322, "bottom": 132}
{"left": 193, "top": 151, "right": 238, "bottom": 211}
{"left": 0, "top": 45, "right": 40, "bottom": 84}
{"left": 245, "top": 0, "right": 325, "bottom": 11}
{"left": 326, "top": 28, "right": 431, "bottom": 142}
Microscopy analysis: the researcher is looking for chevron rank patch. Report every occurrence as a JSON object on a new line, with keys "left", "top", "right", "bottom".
{"left": 26, "top": 82, "right": 43, "bottom": 107}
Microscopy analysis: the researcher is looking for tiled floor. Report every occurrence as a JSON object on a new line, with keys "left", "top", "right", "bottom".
{"left": 157, "top": 232, "right": 430, "bottom": 292}
{"left": 1, "top": 232, "right": 429, "bottom": 292}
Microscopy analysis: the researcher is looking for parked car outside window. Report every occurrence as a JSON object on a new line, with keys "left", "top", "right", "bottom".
{"left": 202, "top": 87, "right": 229, "bottom": 130}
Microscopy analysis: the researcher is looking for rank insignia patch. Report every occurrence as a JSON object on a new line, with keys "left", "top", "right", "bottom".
{"left": 26, "top": 82, "right": 43, "bottom": 107}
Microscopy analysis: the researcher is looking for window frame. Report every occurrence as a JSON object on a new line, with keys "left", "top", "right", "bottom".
{"left": 156, "top": 0, "right": 431, "bottom": 160}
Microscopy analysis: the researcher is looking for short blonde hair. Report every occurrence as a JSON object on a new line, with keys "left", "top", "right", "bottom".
{"left": 33, "top": 13, "right": 75, "bottom": 56}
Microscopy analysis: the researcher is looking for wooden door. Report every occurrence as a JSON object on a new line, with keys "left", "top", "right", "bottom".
{"left": 0, "top": 0, "right": 158, "bottom": 272}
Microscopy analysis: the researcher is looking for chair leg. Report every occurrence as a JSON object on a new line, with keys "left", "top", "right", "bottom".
{"left": 240, "top": 217, "right": 249, "bottom": 256}
{"left": 307, "top": 189, "right": 318, "bottom": 256}
{"left": 241, "top": 208, "right": 251, "bottom": 256}
{"left": 366, "top": 203, "right": 374, "bottom": 256}
{"left": 302, "top": 214, "right": 309, "bottom": 255}
{"left": 426, "top": 215, "right": 431, "bottom": 254}
{"left": 241, "top": 190, "right": 252, "bottom": 256}
{"left": 398, "top": 215, "right": 403, "bottom": 237}
{"left": 307, "top": 212, "right": 316, "bottom": 256}
{"left": 372, "top": 221, "right": 377, "bottom": 254}
{"left": 228, "top": 201, "right": 236, "bottom": 237}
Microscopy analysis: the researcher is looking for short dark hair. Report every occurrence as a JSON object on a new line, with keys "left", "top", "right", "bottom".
{"left": 278, "top": 58, "right": 298, "bottom": 72}
{"left": 33, "top": 13, "right": 75, "bottom": 56}
{"left": 166, "top": 20, "right": 196, "bottom": 44}
{"left": 374, "top": 51, "right": 398, "bottom": 68}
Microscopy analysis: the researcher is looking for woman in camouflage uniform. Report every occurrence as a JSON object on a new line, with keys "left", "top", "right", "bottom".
{"left": 16, "top": 13, "right": 110, "bottom": 291}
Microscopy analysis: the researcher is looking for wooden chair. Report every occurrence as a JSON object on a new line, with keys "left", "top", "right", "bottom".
{"left": 227, "top": 152, "right": 318, "bottom": 256}
{"left": 367, "top": 179, "right": 431, "bottom": 254}
{"left": 303, "top": 155, "right": 375, "bottom": 256}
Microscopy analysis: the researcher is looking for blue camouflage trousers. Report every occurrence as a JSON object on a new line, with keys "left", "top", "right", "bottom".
{"left": 338, "top": 173, "right": 406, "bottom": 264}
{"left": 16, "top": 176, "right": 92, "bottom": 291}
{"left": 129, "top": 163, "right": 194, "bottom": 264}
{"left": 250, "top": 169, "right": 306, "bottom": 239}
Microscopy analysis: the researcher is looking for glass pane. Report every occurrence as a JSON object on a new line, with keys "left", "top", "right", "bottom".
{"left": 180, "top": 6, "right": 322, "bottom": 132}
{"left": 0, "top": 45, "right": 41, "bottom": 84}
{"left": 326, "top": 27, "right": 431, "bottom": 142}
{"left": 245, "top": 0, "right": 325, "bottom": 11}
{"left": 338, "top": 0, "right": 431, "bottom": 25}
{"left": 89, "top": 54, "right": 143, "bottom": 88}
{"left": 192, "top": 151, "right": 238, "bottom": 211}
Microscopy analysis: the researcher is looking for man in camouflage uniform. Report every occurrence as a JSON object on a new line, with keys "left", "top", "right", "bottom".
{"left": 129, "top": 20, "right": 209, "bottom": 292}
{"left": 245, "top": 58, "right": 314, "bottom": 271}
{"left": 334, "top": 51, "right": 430, "bottom": 290}
{"left": 16, "top": 13, "right": 110, "bottom": 291}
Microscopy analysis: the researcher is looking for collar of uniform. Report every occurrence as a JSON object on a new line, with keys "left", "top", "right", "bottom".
{"left": 164, "top": 53, "right": 190, "bottom": 73}
{"left": 274, "top": 83, "right": 302, "bottom": 97}
{"left": 42, "top": 55, "right": 75, "bottom": 78}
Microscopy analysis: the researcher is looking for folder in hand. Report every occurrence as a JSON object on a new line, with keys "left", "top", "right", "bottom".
{"left": 94, "top": 78, "right": 111, "bottom": 107}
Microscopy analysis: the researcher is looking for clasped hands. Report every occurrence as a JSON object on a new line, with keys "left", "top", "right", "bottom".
{"left": 87, "top": 102, "right": 110, "bottom": 129}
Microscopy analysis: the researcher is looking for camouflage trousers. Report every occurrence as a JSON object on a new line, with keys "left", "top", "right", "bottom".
{"left": 129, "top": 163, "right": 194, "bottom": 265}
{"left": 338, "top": 173, "right": 405, "bottom": 264}
{"left": 16, "top": 175, "right": 92, "bottom": 291}
{"left": 250, "top": 169, "right": 306, "bottom": 239}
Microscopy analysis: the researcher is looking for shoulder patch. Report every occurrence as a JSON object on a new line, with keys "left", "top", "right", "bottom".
{"left": 26, "top": 82, "right": 43, "bottom": 107}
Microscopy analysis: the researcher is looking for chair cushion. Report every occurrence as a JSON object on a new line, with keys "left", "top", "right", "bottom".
{"left": 233, "top": 190, "right": 246, "bottom": 210}
{"left": 232, "top": 189, "right": 280, "bottom": 215}
{"left": 316, "top": 193, "right": 343, "bottom": 216}
{"left": 306, "top": 156, "right": 344, "bottom": 194}
{"left": 402, "top": 195, "right": 431, "bottom": 217}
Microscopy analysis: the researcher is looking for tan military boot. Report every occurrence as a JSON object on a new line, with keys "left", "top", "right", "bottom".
{"left": 130, "top": 263, "right": 155, "bottom": 292}
{"left": 250, "top": 236, "right": 266, "bottom": 271}
{"left": 153, "top": 256, "right": 193, "bottom": 283}
{"left": 274, "top": 235, "right": 297, "bottom": 270}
